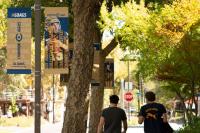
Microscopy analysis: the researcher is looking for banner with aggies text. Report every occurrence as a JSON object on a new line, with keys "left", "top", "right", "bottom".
{"left": 6, "top": 8, "right": 32, "bottom": 74}
{"left": 44, "top": 7, "right": 69, "bottom": 74}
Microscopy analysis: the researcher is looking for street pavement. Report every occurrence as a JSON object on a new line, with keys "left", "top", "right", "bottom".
{"left": 0, "top": 122, "right": 182, "bottom": 133}
{"left": 127, "top": 122, "right": 183, "bottom": 133}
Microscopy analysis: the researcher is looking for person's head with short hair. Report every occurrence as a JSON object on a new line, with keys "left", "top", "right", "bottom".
{"left": 145, "top": 91, "right": 156, "bottom": 102}
{"left": 110, "top": 95, "right": 119, "bottom": 104}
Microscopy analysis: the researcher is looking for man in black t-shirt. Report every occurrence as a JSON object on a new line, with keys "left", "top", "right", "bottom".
{"left": 138, "top": 91, "right": 168, "bottom": 133}
{"left": 97, "top": 95, "right": 127, "bottom": 133}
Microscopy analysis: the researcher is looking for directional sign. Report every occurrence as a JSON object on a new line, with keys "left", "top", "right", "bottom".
{"left": 124, "top": 92, "right": 133, "bottom": 102}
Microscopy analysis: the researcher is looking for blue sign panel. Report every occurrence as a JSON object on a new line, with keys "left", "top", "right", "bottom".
{"left": 8, "top": 8, "right": 31, "bottom": 18}
{"left": 7, "top": 69, "right": 32, "bottom": 74}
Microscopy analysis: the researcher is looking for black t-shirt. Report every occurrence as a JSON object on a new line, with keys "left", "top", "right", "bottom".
{"left": 139, "top": 102, "right": 167, "bottom": 133}
{"left": 102, "top": 107, "right": 127, "bottom": 133}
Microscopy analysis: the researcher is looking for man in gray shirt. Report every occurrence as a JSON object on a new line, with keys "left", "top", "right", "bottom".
{"left": 97, "top": 95, "right": 127, "bottom": 133}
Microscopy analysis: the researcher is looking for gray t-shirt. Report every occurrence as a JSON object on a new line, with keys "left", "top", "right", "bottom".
{"left": 102, "top": 107, "right": 127, "bottom": 133}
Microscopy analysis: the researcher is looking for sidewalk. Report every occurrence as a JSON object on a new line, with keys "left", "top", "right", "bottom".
{"left": 127, "top": 122, "right": 183, "bottom": 133}
{"left": 0, "top": 122, "right": 183, "bottom": 133}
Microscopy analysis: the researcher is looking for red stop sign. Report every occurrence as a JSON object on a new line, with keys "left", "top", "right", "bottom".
{"left": 124, "top": 92, "right": 133, "bottom": 102}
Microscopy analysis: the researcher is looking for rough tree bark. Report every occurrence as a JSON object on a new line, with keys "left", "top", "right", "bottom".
{"left": 62, "top": 1, "right": 102, "bottom": 133}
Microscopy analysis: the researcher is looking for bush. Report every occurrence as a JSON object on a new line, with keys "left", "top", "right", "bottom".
{"left": 177, "top": 117, "right": 200, "bottom": 133}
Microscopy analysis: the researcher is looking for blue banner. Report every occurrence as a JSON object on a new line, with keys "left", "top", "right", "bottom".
{"left": 7, "top": 69, "right": 31, "bottom": 74}
{"left": 8, "top": 8, "right": 31, "bottom": 18}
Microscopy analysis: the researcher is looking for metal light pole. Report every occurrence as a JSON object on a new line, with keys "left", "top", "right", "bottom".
{"left": 120, "top": 57, "right": 135, "bottom": 120}
{"left": 137, "top": 91, "right": 140, "bottom": 112}
{"left": 52, "top": 75, "right": 55, "bottom": 123}
{"left": 127, "top": 60, "right": 130, "bottom": 121}
{"left": 34, "top": 0, "right": 41, "bottom": 133}
{"left": 139, "top": 74, "right": 143, "bottom": 105}
{"left": 120, "top": 79, "right": 125, "bottom": 110}
{"left": 137, "top": 75, "right": 141, "bottom": 112}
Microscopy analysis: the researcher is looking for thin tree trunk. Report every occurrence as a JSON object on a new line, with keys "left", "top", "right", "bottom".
{"left": 88, "top": 39, "right": 119, "bottom": 133}
{"left": 89, "top": 55, "right": 105, "bottom": 133}
{"left": 180, "top": 97, "right": 187, "bottom": 124}
{"left": 191, "top": 81, "right": 198, "bottom": 116}
{"left": 175, "top": 90, "right": 187, "bottom": 124}
{"left": 62, "top": 1, "right": 101, "bottom": 133}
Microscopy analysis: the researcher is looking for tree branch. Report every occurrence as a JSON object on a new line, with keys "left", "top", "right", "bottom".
{"left": 102, "top": 38, "right": 119, "bottom": 58}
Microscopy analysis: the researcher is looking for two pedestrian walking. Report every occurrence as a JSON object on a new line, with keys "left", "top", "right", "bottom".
{"left": 97, "top": 91, "right": 172, "bottom": 133}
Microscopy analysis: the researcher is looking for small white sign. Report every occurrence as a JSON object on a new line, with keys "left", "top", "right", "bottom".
{"left": 125, "top": 82, "right": 133, "bottom": 90}
{"left": 120, "top": 79, "right": 124, "bottom": 90}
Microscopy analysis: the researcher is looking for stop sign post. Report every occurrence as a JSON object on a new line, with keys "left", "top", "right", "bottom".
{"left": 124, "top": 92, "right": 133, "bottom": 102}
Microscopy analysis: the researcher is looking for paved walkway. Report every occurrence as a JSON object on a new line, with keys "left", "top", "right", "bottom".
{"left": 0, "top": 122, "right": 183, "bottom": 133}
{"left": 127, "top": 122, "right": 183, "bottom": 133}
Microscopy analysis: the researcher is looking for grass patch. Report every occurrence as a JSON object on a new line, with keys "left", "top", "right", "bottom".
{"left": 0, "top": 116, "right": 33, "bottom": 127}
{"left": 0, "top": 116, "right": 47, "bottom": 127}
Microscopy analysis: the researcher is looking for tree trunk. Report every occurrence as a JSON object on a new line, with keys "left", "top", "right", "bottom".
{"left": 62, "top": 1, "right": 101, "bottom": 133}
{"left": 88, "top": 39, "right": 119, "bottom": 133}
{"left": 89, "top": 55, "right": 105, "bottom": 133}
{"left": 175, "top": 90, "right": 187, "bottom": 124}
{"left": 180, "top": 97, "right": 187, "bottom": 124}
